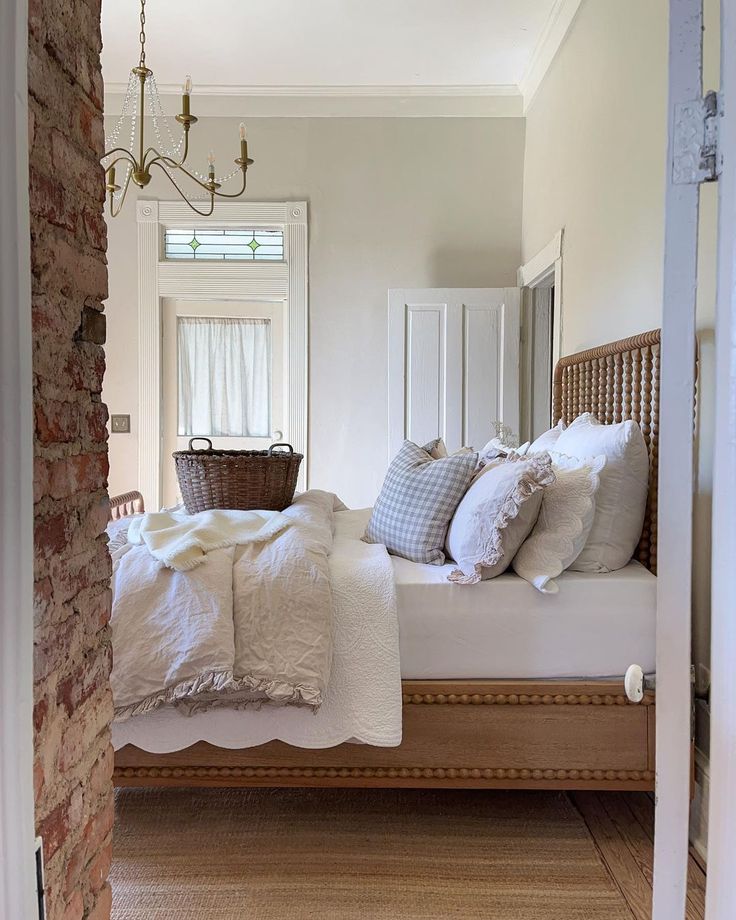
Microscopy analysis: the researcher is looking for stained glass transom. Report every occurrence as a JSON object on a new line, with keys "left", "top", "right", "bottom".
{"left": 165, "top": 229, "right": 284, "bottom": 261}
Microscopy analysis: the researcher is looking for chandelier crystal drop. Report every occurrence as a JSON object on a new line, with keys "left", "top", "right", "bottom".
{"left": 102, "top": 0, "right": 253, "bottom": 217}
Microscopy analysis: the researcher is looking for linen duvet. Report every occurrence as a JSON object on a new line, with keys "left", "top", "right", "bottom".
{"left": 110, "top": 490, "right": 337, "bottom": 720}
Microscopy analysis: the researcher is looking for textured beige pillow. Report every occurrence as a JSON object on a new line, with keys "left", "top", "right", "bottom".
{"left": 512, "top": 453, "right": 606, "bottom": 593}
{"left": 446, "top": 453, "right": 555, "bottom": 584}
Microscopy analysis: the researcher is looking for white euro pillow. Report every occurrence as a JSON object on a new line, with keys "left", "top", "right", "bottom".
{"left": 512, "top": 453, "right": 606, "bottom": 594}
{"left": 554, "top": 413, "right": 649, "bottom": 573}
{"left": 446, "top": 453, "right": 555, "bottom": 584}
{"left": 528, "top": 420, "right": 566, "bottom": 454}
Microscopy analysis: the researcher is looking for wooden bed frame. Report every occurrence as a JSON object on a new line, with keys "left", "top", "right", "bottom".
{"left": 113, "top": 328, "right": 662, "bottom": 792}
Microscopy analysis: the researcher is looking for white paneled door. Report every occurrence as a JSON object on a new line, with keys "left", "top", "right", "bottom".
{"left": 388, "top": 288, "right": 520, "bottom": 458}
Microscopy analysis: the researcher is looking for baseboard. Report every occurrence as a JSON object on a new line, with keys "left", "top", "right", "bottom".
{"left": 689, "top": 748, "right": 709, "bottom": 866}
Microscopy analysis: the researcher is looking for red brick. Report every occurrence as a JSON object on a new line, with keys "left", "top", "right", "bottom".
{"left": 87, "top": 884, "right": 112, "bottom": 920}
{"left": 37, "top": 798, "right": 70, "bottom": 863}
{"left": 59, "top": 890, "right": 84, "bottom": 920}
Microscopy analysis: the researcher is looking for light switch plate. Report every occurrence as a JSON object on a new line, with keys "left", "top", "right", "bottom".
{"left": 111, "top": 414, "right": 131, "bottom": 434}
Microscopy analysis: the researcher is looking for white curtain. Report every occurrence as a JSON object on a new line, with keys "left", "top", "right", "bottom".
{"left": 177, "top": 317, "right": 271, "bottom": 437}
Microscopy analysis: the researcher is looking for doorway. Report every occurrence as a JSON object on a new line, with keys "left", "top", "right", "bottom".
{"left": 520, "top": 280, "right": 555, "bottom": 443}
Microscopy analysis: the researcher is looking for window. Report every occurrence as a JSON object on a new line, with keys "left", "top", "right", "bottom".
{"left": 165, "top": 228, "right": 284, "bottom": 261}
{"left": 177, "top": 317, "right": 271, "bottom": 437}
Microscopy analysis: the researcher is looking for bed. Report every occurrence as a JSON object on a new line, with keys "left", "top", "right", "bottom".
{"left": 113, "top": 328, "right": 663, "bottom": 792}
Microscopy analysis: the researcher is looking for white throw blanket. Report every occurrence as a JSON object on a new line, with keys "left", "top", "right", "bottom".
{"left": 110, "top": 492, "right": 335, "bottom": 720}
{"left": 110, "top": 501, "right": 403, "bottom": 751}
{"left": 127, "top": 508, "right": 291, "bottom": 571}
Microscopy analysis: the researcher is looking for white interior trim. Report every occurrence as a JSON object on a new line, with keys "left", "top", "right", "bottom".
{"left": 690, "top": 749, "right": 709, "bottom": 867}
{"left": 106, "top": 82, "right": 522, "bottom": 98}
{"left": 518, "top": 230, "right": 563, "bottom": 367}
{"left": 651, "top": 2, "right": 702, "bottom": 917}
{"left": 104, "top": 88, "right": 523, "bottom": 119}
{"left": 517, "top": 230, "right": 563, "bottom": 288}
{"left": 519, "top": 0, "right": 583, "bottom": 113}
{"left": 0, "top": 0, "right": 36, "bottom": 916}
{"left": 137, "top": 200, "right": 308, "bottom": 509}
{"left": 705, "top": 0, "right": 736, "bottom": 913}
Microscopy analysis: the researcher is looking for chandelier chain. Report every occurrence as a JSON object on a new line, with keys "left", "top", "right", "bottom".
{"left": 139, "top": 0, "right": 147, "bottom": 69}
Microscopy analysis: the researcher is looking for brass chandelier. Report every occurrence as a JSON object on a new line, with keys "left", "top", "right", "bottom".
{"left": 102, "top": 0, "right": 253, "bottom": 217}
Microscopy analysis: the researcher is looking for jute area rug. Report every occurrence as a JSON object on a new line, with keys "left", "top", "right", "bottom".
{"left": 111, "top": 787, "right": 632, "bottom": 920}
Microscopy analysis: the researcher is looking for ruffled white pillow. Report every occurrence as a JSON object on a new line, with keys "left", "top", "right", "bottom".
{"left": 512, "top": 453, "right": 606, "bottom": 594}
{"left": 446, "top": 453, "right": 555, "bottom": 584}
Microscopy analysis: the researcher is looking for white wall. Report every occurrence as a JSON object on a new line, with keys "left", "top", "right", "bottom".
{"left": 103, "top": 117, "right": 525, "bottom": 506}
{"left": 521, "top": 0, "right": 719, "bottom": 749}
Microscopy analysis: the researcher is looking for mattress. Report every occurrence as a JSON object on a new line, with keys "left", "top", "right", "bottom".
{"left": 339, "top": 509, "right": 656, "bottom": 681}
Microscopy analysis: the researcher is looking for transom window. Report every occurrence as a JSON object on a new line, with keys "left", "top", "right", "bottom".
{"left": 165, "top": 228, "right": 284, "bottom": 261}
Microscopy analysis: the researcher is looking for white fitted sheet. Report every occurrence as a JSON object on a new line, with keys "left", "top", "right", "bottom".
{"left": 343, "top": 508, "right": 656, "bottom": 680}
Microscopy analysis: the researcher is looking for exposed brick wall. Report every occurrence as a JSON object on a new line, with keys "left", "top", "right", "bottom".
{"left": 28, "top": 1, "right": 113, "bottom": 918}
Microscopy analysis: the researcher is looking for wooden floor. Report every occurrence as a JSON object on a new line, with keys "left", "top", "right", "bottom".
{"left": 570, "top": 792, "right": 706, "bottom": 920}
{"left": 111, "top": 788, "right": 706, "bottom": 920}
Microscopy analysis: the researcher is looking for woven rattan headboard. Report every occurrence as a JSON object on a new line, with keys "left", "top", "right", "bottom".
{"left": 552, "top": 329, "right": 660, "bottom": 574}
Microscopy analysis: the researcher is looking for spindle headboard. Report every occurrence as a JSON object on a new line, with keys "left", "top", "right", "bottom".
{"left": 552, "top": 329, "right": 661, "bottom": 574}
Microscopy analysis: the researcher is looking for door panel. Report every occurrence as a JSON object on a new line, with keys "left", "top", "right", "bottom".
{"left": 463, "top": 303, "right": 501, "bottom": 450}
{"left": 405, "top": 304, "right": 446, "bottom": 448}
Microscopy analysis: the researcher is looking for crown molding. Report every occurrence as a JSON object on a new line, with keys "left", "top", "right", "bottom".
{"left": 104, "top": 83, "right": 524, "bottom": 118}
{"left": 104, "top": 82, "right": 520, "bottom": 98}
{"left": 518, "top": 0, "right": 583, "bottom": 113}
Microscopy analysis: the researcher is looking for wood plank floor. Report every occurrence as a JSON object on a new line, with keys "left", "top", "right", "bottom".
{"left": 111, "top": 788, "right": 706, "bottom": 920}
{"left": 570, "top": 792, "right": 706, "bottom": 920}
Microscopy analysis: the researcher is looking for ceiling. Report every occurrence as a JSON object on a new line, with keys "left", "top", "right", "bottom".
{"left": 101, "top": 0, "right": 580, "bottom": 115}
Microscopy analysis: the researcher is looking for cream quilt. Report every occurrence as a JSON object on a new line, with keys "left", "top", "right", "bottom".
{"left": 110, "top": 491, "right": 336, "bottom": 720}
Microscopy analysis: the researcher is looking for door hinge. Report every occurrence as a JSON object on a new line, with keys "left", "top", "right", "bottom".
{"left": 673, "top": 90, "right": 722, "bottom": 184}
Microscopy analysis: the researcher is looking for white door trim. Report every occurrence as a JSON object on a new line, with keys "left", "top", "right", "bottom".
{"left": 705, "top": 1, "right": 736, "bottom": 914}
{"left": 0, "top": 0, "right": 37, "bottom": 916}
{"left": 137, "top": 200, "right": 308, "bottom": 508}
{"left": 652, "top": 2, "right": 702, "bottom": 918}
{"left": 517, "top": 230, "right": 563, "bottom": 367}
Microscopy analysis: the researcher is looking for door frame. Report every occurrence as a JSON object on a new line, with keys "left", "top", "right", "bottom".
{"left": 137, "top": 200, "right": 308, "bottom": 509}
{"left": 705, "top": 0, "right": 736, "bottom": 914}
{"left": 652, "top": 1, "right": 703, "bottom": 917}
{"left": 0, "top": 0, "right": 37, "bottom": 916}
{"left": 517, "top": 228, "right": 564, "bottom": 367}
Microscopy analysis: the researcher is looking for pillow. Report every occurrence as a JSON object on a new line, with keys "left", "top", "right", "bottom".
{"left": 478, "top": 437, "right": 531, "bottom": 467}
{"left": 512, "top": 453, "right": 606, "bottom": 593}
{"left": 446, "top": 453, "right": 555, "bottom": 584}
{"left": 554, "top": 413, "right": 649, "bottom": 572}
{"left": 528, "top": 420, "right": 566, "bottom": 454}
{"left": 363, "top": 440, "right": 478, "bottom": 564}
{"left": 423, "top": 438, "right": 476, "bottom": 461}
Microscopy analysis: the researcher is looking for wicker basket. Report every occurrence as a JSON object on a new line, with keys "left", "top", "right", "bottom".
{"left": 173, "top": 439, "right": 303, "bottom": 514}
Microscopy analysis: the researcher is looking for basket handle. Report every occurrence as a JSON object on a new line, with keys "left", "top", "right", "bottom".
{"left": 188, "top": 437, "right": 214, "bottom": 451}
{"left": 268, "top": 442, "right": 294, "bottom": 456}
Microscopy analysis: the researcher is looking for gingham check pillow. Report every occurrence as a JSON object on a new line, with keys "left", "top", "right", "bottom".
{"left": 363, "top": 440, "right": 479, "bottom": 564}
